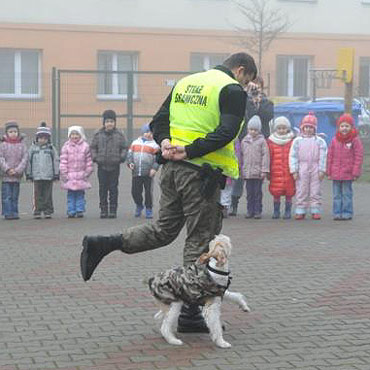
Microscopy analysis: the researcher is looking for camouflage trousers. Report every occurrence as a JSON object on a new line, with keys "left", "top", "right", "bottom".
{"left": 121, "top": 161, "right": 223, "bottom": 265}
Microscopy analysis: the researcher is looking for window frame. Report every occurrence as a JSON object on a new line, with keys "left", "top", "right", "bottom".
{"left": 190, "top": 52, "right": 229, "bottom": 72}
{"left": 276, "top": 55, "right": 312, "bottom": 98}
{"left": 0, "top": 49, "right": 42, "bottom": 100}
{"left": 96, "top": 51, "right": 138, "bottom": 100}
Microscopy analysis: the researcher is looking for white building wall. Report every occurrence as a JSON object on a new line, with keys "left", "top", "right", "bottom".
{"left": 0, "top": 0, "right": 369, "bottom": 35}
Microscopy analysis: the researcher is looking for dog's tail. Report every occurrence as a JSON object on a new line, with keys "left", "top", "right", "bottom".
{"left": 154, "top": 310, "right": 164, "bottom": 320}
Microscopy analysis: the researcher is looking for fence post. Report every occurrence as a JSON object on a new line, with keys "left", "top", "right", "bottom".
{"left": 57, "top": 70, "right": 61, "bottom": 152}
{"left": 126, "top": 71, "right": 134, "bottom": 142}
{"left": 51, "top": 67, "right": 57, "bottom": 148}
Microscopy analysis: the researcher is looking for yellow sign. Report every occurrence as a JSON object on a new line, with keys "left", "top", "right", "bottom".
{"left": 337, "top": 48, "right": 354, "bottom": 83}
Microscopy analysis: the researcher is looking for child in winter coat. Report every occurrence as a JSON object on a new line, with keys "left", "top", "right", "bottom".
{"left": 90, "top": 110, "right": 128, "bottom": 218}
{"left": 0, "top": 121, "right": 28, "bottom": 220}
{"left": 240, "top": 115, "right": 270, "bottom": 219}
{"left": 267, "top": 116, "right": 296, "bottom": 219}
{"left": 127, "top": 123, "right": 159, "bottom": 219}
{"left": 60, "top": 126, "right": 93, "bottom": 218}
{"left": 327, "top": 113, "right": 363, "bottom": 220}
{"left": 26, "top": 123, "right": 59, "bottom": 219}
{"left": 289, "top": 112, "right": 327, "bottom": 220}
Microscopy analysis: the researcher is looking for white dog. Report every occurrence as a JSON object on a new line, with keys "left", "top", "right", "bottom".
{"left": 148, "top": 234, "right": 250, "bottom": 348}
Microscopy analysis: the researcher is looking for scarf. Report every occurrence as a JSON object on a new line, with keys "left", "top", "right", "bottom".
{"left": 3, "top": 135, "right": 21, "bottom": 144}
{"left": 268, "top": 131, "right": 294, "bottom": 145}
{"left": 336, "top": 129, "right": 358, "bottom": 143}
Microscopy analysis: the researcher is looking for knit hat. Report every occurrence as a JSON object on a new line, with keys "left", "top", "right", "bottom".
{"left": 247, "top": 115, "right": 262, "bottom": 131}
{"left": 337, "top": 113, "right": 354, "bottom": 127}
{"left": 272, "top": 116, "right": 291, "bottom": 132}
{"left": 5, "top": 120, "right": 19, "bottom": 132}
{"left": 141, "top": 123, "right": 151, "bottom": 134}
{"left": 102, "top": 109, "right": 116, "bottom": 125}
{"left": 68, "top": 125, "right": 86, "bottom": 140}
{"left": 300, "top": 112, "right": 317, "bottom": 130}
{"left": 36, "top": 122, "right": 51, "bottom": 137}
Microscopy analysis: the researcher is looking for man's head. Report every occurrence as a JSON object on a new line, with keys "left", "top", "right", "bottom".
{"left": 222, "top": 52, "right": 258, "bottom": 87}
{"left": 102, "top": 109, "right": 117, "bottom": 131}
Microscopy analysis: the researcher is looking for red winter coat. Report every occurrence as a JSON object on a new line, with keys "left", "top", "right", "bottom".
{"left": 267, "top": 139, "right": 295, "bottom": 197}
{"left": 327, "top": 136, "right": 363, "bottom": 180}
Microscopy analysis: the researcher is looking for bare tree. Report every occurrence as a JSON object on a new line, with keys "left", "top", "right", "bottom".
{"left": 232, "top": 0, "right": 289, "bottom": 74}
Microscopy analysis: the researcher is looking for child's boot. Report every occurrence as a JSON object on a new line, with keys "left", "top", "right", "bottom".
{"left": 229, "top": 196, "right": 239, "bottom": 216}
{"left": 100, "top": 206, "right": 108, "bottom": 219}
{"left": 145, "top": 208, "right": 153, "bottom": 219}
{"left": 295, "top": 213, "right": 305, "bottom": 220}
{"left": 283, "top": 202, "right": 292, "bottom": 219}
{"left": 135, "top": 205, "right": 143, "bottom": 217}
{"left": 272, "top": 202, "right": 280, "bottom": 219}
{"left": 108, "top": 205, "right": 117, "bottom": 219}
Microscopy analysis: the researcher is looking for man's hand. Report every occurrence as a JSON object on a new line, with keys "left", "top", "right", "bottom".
{"left": 7, "top": 169, "right": 16, "bottom": 176}
{"left": 319, "top": 171, "right": 325, "bottom": 181}
{"left": 160, "top": 139, "right": 187, "bottom": 161}
{"left": 128, "top": 163, "right": 134, "bottom": 170}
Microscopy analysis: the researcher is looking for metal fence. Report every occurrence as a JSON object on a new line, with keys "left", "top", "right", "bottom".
{"left": 52, "top": 69, "right": 191, "bottom": 149}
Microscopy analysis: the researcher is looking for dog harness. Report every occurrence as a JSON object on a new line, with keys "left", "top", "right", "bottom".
{"left": 148, "top": 261, "right": 232, "bottom": 306}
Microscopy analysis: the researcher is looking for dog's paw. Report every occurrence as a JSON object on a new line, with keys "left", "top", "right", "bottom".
{"left": 216, "top": 339, "right": 231, "bottom": 348}
{"left": 166, "top": 337, "right": 183, "bottom": 346}
{"left": 241, "top": 302, "right": 251, "bottom": 312}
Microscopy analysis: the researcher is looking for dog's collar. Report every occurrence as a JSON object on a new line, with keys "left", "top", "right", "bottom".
{"left": 206, "top": 262, "right": 230, "bottom": 276}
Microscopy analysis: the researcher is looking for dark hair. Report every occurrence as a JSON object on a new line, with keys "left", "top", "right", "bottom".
{"left": 254, "top": 76, "right": 264, "bottom": 89}
{"left": 222, "top": 52, "right": 257, "bottom": 80}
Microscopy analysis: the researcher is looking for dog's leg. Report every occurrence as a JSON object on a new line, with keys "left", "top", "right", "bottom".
{"left": 160, "top": 301, "right": 183, "bottom": 346}
{"left": 223, "top": 290, "right": 251, "bottom": 312}
{"left": 203, "top": 297, "right": 231, "bottom": 348}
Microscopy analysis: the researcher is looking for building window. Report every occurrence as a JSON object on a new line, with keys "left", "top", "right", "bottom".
{"left": 0, "top": 49, "right": 41, "bottom": 99}
{"left": 97, "top": 51, "right": 138, "bottom": 99}
{"left": 359, "top": 57, "right": 370, "bottom": 97}
{"left": 190, "top": 53, "right": 229, "bottom": 72}
{"left": 276, "top": 55, "right": 311, "bottom": 97}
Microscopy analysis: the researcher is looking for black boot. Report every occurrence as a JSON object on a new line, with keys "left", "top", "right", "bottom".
{"left": 283, "top": 202, "right": 292, "bottom": 219}
{"left": 229, "top": 196, "right": 239, "bottom": 216}
{"left": 108, "top": 205, "right": 117, "bottom": 219}
{"left": 80, "top": 234, "right": 123, "bottom": 281}
{"left": 100, "top": 205, "right": 108, "bottom": 219}
{"left": 177, "top": 304, "right": 209, "bottom": 333}
{"left": 272, "top": 202, "right": 280, "bottom": 219}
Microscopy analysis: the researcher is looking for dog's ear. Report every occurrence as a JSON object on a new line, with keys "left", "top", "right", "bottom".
{"left": 198, "top": 253, "right": 210, "bottom": 264}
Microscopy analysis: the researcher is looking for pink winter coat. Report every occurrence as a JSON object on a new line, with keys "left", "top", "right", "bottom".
{"left": 327, "top": 135, "right": 363, "bottom": 180}
{"left": 59, "top": 139, "right": 93, "bottom": 191}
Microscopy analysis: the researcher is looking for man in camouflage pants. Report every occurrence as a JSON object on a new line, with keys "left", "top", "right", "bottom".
{"left": 80, "top": 52, "right": 257, "bottom": 332}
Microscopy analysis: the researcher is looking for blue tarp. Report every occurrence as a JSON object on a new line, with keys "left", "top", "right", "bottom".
{"left": 274, "top": 101, "right": 361, "bottom": 143}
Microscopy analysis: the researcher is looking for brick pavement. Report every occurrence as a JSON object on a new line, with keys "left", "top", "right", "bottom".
{"left": 1, "top": 167, "right": 370, "bottom": 370}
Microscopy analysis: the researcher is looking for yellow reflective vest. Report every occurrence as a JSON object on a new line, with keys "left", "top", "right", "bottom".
{"left": 169, "top": 68, "right": 241, "bottom": 179}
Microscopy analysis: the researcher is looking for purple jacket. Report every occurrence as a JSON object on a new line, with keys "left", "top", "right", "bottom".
{"left": 0, "top": 135, "right": 28, "bottom": 182}
{"left": 59, "top": 139, "right": 93, "bottom": 191}
{"left": 327, "top": 136, "right": 363, "bottom": 180}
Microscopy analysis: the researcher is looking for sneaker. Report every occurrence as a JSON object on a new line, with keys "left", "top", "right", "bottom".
{"left": 33, "top": 213, "right": 42, "bottom": 219}
{"left": 295, "top": 214, "right": 305, "bottom": 220}
{"left": 145, "top": 208, "right": 153, "bottom": 219}
{"left": 68, "top": 213, "right": 76, "bottom": 218}
{"left": 245, "top": 213, "right": 254, "bottom": 219}
{"left": 254, "top": 213, "right": 262, "bottom": 219}
{"left": 108, "top": 212, "right": 117, "bottom": 219}
{"left": 312, "top": 214, "right": 321, "bottom": 220}
{"left": 44, "top": 213, "right": 52, "bottom": 219}
{"left": 341, "top": 216, "right": 352, "bottom": 221}
{"left": 76, "top": 212, "right": 84, "bottom": 218}
{"left": 100, "top": 211, "right": 108, "bottom": 219}
{"left": 333, "top": 215, "right": 342, "bottom": 221}
{"left": 135, "top": 205, "right": 143, "bottom": 218}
